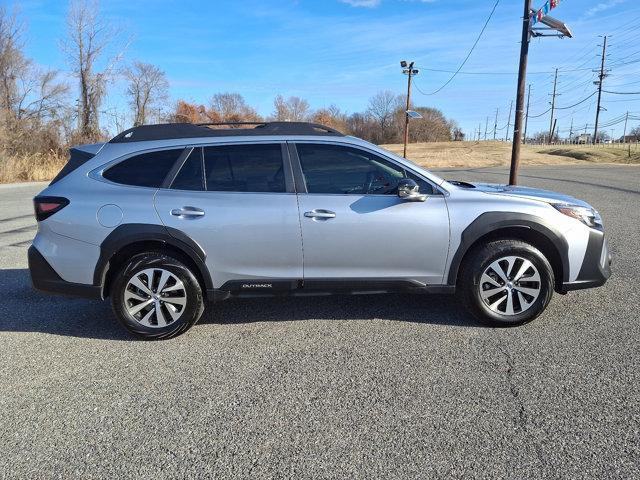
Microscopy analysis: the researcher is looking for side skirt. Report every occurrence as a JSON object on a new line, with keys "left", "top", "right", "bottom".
{"left": 208, "top": 279, "right": 455, "bottom": 302}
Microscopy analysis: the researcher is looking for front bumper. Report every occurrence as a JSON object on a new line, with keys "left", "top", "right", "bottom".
{"left": 28, "top": 245, "right": 102, "bottom": 299}
{"left": 560, "top": 229, "right": 612, "bottom": 292}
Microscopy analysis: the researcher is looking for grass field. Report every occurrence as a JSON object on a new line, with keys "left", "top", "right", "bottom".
{"left": 381, "top": 140, "right": 640, "bottom": 169}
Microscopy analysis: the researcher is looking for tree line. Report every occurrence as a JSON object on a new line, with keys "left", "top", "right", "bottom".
{"left": 0, "top": 0, "right": 462, "bottom": 162}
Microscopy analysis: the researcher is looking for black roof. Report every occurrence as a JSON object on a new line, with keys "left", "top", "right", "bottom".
{"left": 109, "top": 122, "right": 344, "bottom": 143}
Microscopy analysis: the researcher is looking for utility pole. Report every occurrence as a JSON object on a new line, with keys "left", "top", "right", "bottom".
{"left": 568, "top": 117, "right": 574, "bottom": 144}
{"left": 548, "top": 68, "right": 559, "bottom": 142}
{"left": 402, "top": 61, "right": 415, "bottom": 158}
{"left": 593, "top": 35, "right": 607, "bottom": 144}
{"left": 505, "top": 100, "right": 513, "bottom": 142}
{"left": 523, "top": 84, "right": 531, "bottom": 144}
{"left": 484, "top": 116, "right": 489, "bottom": 140}
{"left": 509, "top": 0, "right": 531, "bottom": 185}
{"left": 623, "top": 111, "right": 629, "bottom": 143}
{"left": 493, "top": 108, "right": 499, "bottom": 140}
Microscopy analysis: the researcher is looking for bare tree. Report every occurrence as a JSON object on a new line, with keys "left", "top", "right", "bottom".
{"left": 123, "top": 61, "right": 169, "bottom": 126}
{"left": 272, "top": 95, "right": 310, "bottom": 121}
{"left": 209, "top": 92, "right": 259, "bottom": 123}
{"left": 366, "top": 90, "right": 402, "bottom": 143}
{"left": 0, "top": 7, "right": 68, "bottom": 154}
{"left": 407, "top": 107, "right": 453, "bottom": 143}
{"left": 0, "top": 6, "right": 26, "bottom": 120}
{"left": 63, "top": 0, "right": 121, "bottom": 141}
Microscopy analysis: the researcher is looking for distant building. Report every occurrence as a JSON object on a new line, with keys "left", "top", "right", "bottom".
{"left": 577, "top": 133, "right": 591, "bottom": 144}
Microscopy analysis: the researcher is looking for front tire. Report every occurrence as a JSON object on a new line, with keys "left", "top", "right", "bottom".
{"left": 460, "top": 240, "right": 554, "bottom": 327}
{"left": 111, "top": 252, "right": 205, "bottom": 339}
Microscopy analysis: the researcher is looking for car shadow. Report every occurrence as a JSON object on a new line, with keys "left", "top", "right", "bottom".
{"left": 0, "top": 268, "right": 481, "bottom": 341}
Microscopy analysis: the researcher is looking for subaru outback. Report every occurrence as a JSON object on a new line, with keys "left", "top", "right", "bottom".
{"left": 29, "top": 122, "right": 611, "bottom": 339}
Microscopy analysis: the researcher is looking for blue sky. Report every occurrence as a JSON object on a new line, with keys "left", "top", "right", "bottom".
{"left": 15, "top": 0, "right": 640, "bottom": 138}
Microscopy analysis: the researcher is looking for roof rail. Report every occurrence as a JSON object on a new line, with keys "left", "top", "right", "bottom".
{"left": 109, "top": 121, "right": 344, "bottom": 143}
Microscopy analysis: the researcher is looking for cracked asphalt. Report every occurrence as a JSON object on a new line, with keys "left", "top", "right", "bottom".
{"left": 0, "top": 165, "right": 638, "bottom": 479}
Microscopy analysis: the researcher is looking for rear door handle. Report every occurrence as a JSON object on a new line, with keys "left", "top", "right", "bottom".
{"left": 171, "top": 206, "right": 205, "bottom": 218}
{"left": 304, "top": 209, "right": 336, "bottom": 219}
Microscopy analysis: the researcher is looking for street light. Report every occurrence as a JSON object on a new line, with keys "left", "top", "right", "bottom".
{"left": 401, "top": 60, "right": 419, "bottom": 158}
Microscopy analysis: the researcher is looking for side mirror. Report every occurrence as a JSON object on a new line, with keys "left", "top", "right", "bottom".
{"left": 397, "top": 178, "right": 427, "bottom": 202}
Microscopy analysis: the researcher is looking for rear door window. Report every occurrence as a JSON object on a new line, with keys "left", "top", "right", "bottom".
{"left": 202, "top": 144, "right": 285, "bottom": 193}
{"left": 103, "top": 149, "right": 183, "bottom": 188}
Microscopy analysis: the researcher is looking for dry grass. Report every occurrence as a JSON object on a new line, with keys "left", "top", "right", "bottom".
{"left": 381, "top": 141, "right": 640, "bottom": 169}
{"left": 0, "top": 151, "right": 67, "bottom": 183}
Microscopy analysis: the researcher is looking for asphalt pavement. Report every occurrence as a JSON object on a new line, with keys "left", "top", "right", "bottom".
{"left": 0, "top": 165, "right": 638, "bottom": 479}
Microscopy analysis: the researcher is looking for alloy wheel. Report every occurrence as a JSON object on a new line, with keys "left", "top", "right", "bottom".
{"left": 479, "top": 255, "right": 541, "bottom": 316}
{"left": 123, "top": 268, "right": 187, "bottom": 328}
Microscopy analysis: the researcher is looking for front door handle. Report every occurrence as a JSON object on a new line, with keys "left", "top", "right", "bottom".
{"left": 304, "top": 209, "right": 336, "bottom": 219}
{"left": 171, "top": 206, "right": 205, "bottom": 218}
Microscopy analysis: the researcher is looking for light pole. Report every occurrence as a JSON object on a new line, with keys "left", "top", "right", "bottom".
{"left": 401, "top": 60, "right": 419, "bottom": 158}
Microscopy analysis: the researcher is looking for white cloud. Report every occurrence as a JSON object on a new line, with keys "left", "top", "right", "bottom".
{"left": 339, "top": 0, "right": 381, "bottom": 7}
{"left": 585, "top": 0, "right": 626, "bottom": 17}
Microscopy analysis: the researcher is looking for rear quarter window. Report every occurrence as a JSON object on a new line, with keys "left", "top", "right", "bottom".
{"left": 103, "top": 149, "right": 183, "bottom": 188}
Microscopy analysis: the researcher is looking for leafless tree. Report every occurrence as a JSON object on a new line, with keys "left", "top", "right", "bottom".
{"left": 366, "top": 90, "right": 402, "bottom": 143}
{"left": 452, "top": 125, "right": 465, "bottom": 141}
{"left": 123, "top": 61, "right": 169, "bottom": 126}
{"left": 63, "top": 0, "right": 122, "bottom": 141}
{"left": 0, "top": 6, "right": 26, "bottom": 119}
{"left": 0, "top": 6, "right": 68, "bottom": 154}
{"left": 272, "top": 95, "right": 310, "bottom": 121}
{"left": 407, "top": 107, "right": 453, "bottom": 143}
{"left": 209, "top": 92, "right": 259, "bottom": 123}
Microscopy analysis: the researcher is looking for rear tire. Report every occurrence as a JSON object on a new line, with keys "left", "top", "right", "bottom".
{"left": 111, "top": 252, "right": 205, "bottom": 340}
{"left": 459, "top": 240, "right": 554, "bottom": 327}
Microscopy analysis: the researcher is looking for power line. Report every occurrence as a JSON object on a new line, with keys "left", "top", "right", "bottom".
{"left": 528, "top": 108, "right": 551, "bottom": 118}
{"left": 415, "top": 0, "right": 500, "bottom": 95}
{"left": 603, "top": 90, "right": 640, "bottom": 95}
{"left": 555, "top": 91, "right": 598, "bottom": 109}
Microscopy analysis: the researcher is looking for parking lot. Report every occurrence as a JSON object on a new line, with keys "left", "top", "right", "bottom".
{"left": 0, "top": 165, "right": 638, "bottom": 479}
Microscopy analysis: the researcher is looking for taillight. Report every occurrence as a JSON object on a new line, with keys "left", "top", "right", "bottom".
{"left": 33, "top": 196, "right": 69, "bottom": 221}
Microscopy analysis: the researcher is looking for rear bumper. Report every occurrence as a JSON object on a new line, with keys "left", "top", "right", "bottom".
{"left": 560, "top": 230, "right": 611, "bottom": 292}
{"left": 28, "top": 245, "right": 102, "bottom": 299}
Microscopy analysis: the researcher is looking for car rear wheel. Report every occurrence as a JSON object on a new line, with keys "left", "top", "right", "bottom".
{"left": 111, "top": 252, "right": 205, "bottom": 339}
{"left": 460, "top": 240, "right": 554, "bottom": 327}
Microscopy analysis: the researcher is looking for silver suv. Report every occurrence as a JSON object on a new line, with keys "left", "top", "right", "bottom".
{"left": 29, "top": 122, "right": 611, "bottom": 339}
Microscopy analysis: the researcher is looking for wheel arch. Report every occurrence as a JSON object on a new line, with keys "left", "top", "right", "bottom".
{"left": 448, "top": 212, "right": 569, "bottom": 291}
{"left": 94, "top": 224, "right": 213, "bottom": 299}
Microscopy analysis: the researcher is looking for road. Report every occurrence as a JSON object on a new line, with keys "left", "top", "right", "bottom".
{"left": 0, "top": 165, "right": 638, "bottom": 479}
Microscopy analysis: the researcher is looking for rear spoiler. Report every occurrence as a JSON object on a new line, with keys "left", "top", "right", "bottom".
{"left": 49, "top": 142, "right": 106, "bottom": 185}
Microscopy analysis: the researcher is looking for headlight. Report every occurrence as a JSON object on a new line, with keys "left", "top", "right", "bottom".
{"left": 553, "top": 204, "right": 603, "bottom": 230}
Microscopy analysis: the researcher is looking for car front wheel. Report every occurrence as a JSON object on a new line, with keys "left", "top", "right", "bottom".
{"left": 460, "top": 239, "right": 554, "bottom": 327}
{"left": 111, "top": 252, "right": 205, "bottom": 339}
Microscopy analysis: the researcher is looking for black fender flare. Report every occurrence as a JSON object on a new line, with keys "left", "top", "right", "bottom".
{"left": 93, "top": 223, "right": 213, "bottom": 296}
{"left": 446, "top": 212, "right": 570, "bottom": 285}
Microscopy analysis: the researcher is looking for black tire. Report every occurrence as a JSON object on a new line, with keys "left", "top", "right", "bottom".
{"left": 111, "top": 252, "right": 205, "bottom": 340}
{"left": 459, "top": 239, "right": 554, "bottom": 327}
